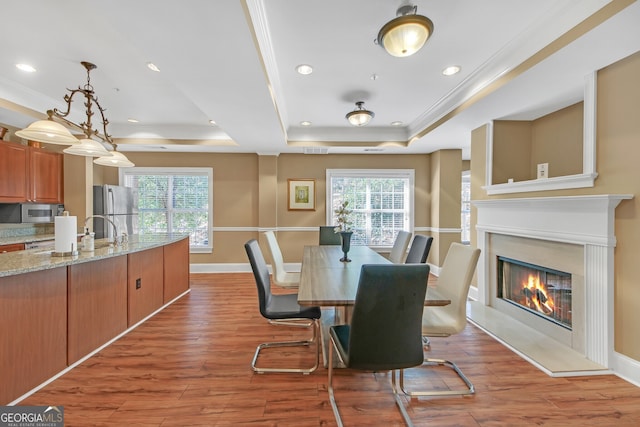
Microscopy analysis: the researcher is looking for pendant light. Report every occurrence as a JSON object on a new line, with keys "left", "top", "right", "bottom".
{"left": 17, "top": 61, "right": 134, "bottom": 167}
{"left": 377, "top": 4, "right": 434, "bottom": 58}
{"left": 346, "top": 102, "right": 375, "bottom": 126}
{"left": 63, "top": 138, "right": 113, "bottom": 157}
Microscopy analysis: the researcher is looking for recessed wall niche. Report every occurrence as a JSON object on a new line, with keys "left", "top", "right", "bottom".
{"left": 484, "top": 72, "right": 597, "bottom": 195}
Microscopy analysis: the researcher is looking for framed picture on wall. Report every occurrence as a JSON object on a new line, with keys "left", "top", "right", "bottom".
{"left": 287, "top": 179, "right": 316, "bottom": 211}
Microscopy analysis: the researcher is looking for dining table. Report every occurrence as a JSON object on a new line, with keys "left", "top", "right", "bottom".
{"left": 297, "top": 244, "right": 450, "bottom": 366}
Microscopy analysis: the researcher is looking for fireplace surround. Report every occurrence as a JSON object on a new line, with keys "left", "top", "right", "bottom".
{"left": 472, "top": 194, "right": 632, "bottom": 371}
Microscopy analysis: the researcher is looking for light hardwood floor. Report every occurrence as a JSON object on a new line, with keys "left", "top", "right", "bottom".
{"left": 21, "top": 273, "right": 640, "bottom": 426}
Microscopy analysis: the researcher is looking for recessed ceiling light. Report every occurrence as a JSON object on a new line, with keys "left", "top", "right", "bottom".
{"left": 296, "top": 64, "right": 313, "bottom": 75}
{"left": 391, "top": 121, "right": 403, "bottom": 126}
{"left": 146, "top": 62, "right": 160, "bottom": 72}
{"left": 300, "top": 121, "right": 312, "bottom": 126}
{"left": 127, "top": 118, "right": 139, "bottom": 123}
{"left": 209, "top": 120, "right": 216, "bottom": 125}
{"left": 442, "top": 65, "right": 461, "bottom": 76}
{"left": 16, "top": 63, "right": 36, "bottom": 73}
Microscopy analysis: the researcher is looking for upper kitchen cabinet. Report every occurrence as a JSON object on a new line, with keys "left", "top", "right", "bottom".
{"left": 0, "top": 141, "right": 64, "bottom": 204}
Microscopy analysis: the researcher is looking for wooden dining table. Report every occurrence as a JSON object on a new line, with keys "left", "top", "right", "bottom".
{"left": 297, "top": 245, "right": 450, "bottom": 308}
{"left": 297, "top": 245, "right": 450, "bottom": 366}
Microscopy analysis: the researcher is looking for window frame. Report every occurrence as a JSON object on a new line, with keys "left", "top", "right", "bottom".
{"left": 119, "top": 167, "right": 213, "bottom": 253}
{"left": 326, "top": 168, "right": 415, "bottom": 249}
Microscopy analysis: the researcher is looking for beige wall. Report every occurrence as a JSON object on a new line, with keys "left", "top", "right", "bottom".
{"left": 531, "top": 102, "right": 583, "bottom": 178}
{"left": 492, "top": 102, "right": 583, "bottom": 183}
{"left": 470, "top": 50, "right": 640, "bottom": 362}
{"left": 90, "top": 152, "right": 457, "bottom": 266}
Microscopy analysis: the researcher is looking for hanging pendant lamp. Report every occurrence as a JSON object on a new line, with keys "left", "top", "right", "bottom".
{"left": 377, "top": 4, "right": 434, "bottom": 58}
{"left": 346, "top": 102, "right": 375, "bottom": 126}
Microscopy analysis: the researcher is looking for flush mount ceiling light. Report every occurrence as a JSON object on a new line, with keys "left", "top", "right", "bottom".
{"left": 377, "top": 4, "right": 434, "bottom": 58}
{"left": 442, "top": 65, "right": 461, "bottom": 76}
{"left": 16, "top": 61, "right": 134, "bottom": 167}
{"left": 346, "top": 101, "right": 374, "bottom": 126}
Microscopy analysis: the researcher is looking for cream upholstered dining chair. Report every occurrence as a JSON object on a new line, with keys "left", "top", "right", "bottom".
{"left": 389, "top": 230, "right": 412, "bottom": 264}
{"left": 399, "top": 242, "right": 481, "bottom": 397}
{"left": 263, "top": 231, "right": 300, "bottom": 289}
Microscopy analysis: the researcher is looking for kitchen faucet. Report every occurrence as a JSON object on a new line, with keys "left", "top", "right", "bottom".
{"left": 84, "top": 215, "right": 127, "bottom": 246}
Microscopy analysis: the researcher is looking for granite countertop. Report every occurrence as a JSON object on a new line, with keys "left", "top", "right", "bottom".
{"left": 0, "top": 234, "right": 59, "bottom": 246}
{"left": 0, "top": 233, "right": 189, "bottom": 278}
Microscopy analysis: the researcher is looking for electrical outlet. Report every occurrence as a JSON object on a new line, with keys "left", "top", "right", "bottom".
{"left": 537, "top": 163, "right": 549, "bottom": 179}
{"left": 136, "top": 278, "right": 141, "bottom": 289}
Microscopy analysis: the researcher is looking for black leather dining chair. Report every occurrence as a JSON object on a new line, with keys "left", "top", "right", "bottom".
{"left": 244, "top": 239, "right": 321, "bottom": 374}
{"left": 319, "top": 226, "right": 342, "bottom": 245}
{"left": 327, "top": 263, "right": 429, "bottom": 426}
{"left": 405, "top": 234, "right": 433, "bottom": 264}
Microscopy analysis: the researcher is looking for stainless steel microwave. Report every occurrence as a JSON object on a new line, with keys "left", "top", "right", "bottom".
{"left": 0, "top": 203, "right": 64, "bottom": 224}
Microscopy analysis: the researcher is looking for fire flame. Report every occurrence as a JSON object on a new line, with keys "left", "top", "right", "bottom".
{"left": 522, "top": 274, "right": 554, "bottom": 315}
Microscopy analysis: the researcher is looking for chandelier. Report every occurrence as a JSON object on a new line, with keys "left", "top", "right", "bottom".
{"left": 16, "top": 61, "right": 134, "bottom": 167}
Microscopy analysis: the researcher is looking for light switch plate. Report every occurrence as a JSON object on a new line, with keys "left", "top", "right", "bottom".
{"left": 537, "top": 163, "right": 549, "bottom": 179}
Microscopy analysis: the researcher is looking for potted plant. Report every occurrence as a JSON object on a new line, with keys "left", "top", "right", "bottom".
{"left": 334, "top": 200, "right": 353, "bottom": 262}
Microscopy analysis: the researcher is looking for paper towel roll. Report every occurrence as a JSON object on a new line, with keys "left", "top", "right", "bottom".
{"left": 55, "top": 213, "right": 77, "bottom": 254}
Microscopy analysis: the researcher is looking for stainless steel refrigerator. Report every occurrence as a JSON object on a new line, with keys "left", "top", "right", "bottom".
{"left": 93, "top": 185, "right": 138, "bottom": 240}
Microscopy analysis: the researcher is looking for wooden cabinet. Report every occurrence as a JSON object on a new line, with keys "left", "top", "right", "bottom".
{"left": 163, "top": 237, "right": 190, "bottom": 303}
{"left": 0, "top": 243, "right": 25, "bottom": 253}
{"left": 67, "top": 256, "right": 128, "bottom": 364}
{"left": 29, "top": 145, "right": 64, "bottom": 203}
{"left": 128, "top": 246, "right": 164, "bottom": 326}
{"left": 0, "top": 141, "right": 63, "bottom": 203}
{"left": 0, "top": 268, "right": 67, "bottom": 404}
{"left": 0, "top": 142, "right": 28, "bottom": 202}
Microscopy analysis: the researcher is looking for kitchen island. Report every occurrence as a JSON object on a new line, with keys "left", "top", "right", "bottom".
{"left": 0, "top": 233, "right": 190, "bottom": 404}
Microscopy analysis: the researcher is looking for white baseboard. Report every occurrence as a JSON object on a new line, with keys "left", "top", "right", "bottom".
{"left": 613, "top": 351, "right": 640, "bottom": 387}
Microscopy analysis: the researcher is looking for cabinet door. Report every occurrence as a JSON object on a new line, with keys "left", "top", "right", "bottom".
{"left": 29, "top": 146, "right": 64, "bottom": 203}
{"left": 128, "top": 247, "right": 164, "bottom": 326}
{"left": 163, "top": 237, "right": 190, "bottom": 303}
{"left": 0, "top": 142, "right": 29, "bottom": 202}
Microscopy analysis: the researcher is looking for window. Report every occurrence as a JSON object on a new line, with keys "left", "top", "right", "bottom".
{"left": 326, "top": 169, "right": 414, "bottom": 247}
{"left": 120, "top": 167, "right": 213, "bottom": 252}
{"left": 461, "top": 170, "right": 471, "bottom": 244}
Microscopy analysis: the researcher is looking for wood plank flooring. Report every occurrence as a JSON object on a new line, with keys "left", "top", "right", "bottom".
{"left": 20, "top": 273, "right": 640, "bottom": 426}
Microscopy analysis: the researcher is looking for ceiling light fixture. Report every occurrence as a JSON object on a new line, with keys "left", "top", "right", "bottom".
{"left": 346, "top": 102, "right": 374, "bottom": 126}
{"left": 377, "top": 4, "right": 434, "bottom": 58}
{"left": 442, "top": 65, "right": 461, "bottom": 76}
{"left": 16, "top": 63, "right": 36, "bottom": 73}
{"left": 63, "top": 138, "right": 113, "bottom": 157}
{"left": 146, "top": 62, "right": 160, "bottom": 72}
{"left": 300, "top": 121, "right": 312, "bottom": 126}
{"left": 16, "top": 61, "right": 134, "bottom": 166}
{"left": 296, "top": 64, "right": 313, "bottom": 75}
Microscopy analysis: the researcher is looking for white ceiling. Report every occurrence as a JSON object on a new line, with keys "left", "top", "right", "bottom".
{"left": 0, "top": 0, "right": 639, "bottom": 159}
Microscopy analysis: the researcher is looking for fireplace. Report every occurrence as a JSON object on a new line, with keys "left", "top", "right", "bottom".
{"left": 497, "top": 257, "right": 572, "bottom": 330}
{"left": 472, "top": 195, "right": 632, "bottom": 370}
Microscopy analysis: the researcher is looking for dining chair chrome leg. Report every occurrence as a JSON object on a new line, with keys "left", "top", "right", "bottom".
{"left": 251, "top": 319, "right": 319, "bottom": 374}
{"left": 268, "top": 318, "right": 313, "bottom": 328}
{"left": 391, "top": 370, "right": 416, "bottom": 427}
{"left": 327, "top": 336, "right": 345, "bottom": 427}
{"left": 398, "top": 358, "right": 475, "bottom": 397}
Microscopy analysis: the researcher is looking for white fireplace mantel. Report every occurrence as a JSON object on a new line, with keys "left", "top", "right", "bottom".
{"left": 472, "top": 194, "right": 633, "bottom": 369}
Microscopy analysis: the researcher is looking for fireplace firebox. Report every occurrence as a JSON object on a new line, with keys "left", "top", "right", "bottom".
{"left": 497, "top": 256, "right": 572, "bottom": 330}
